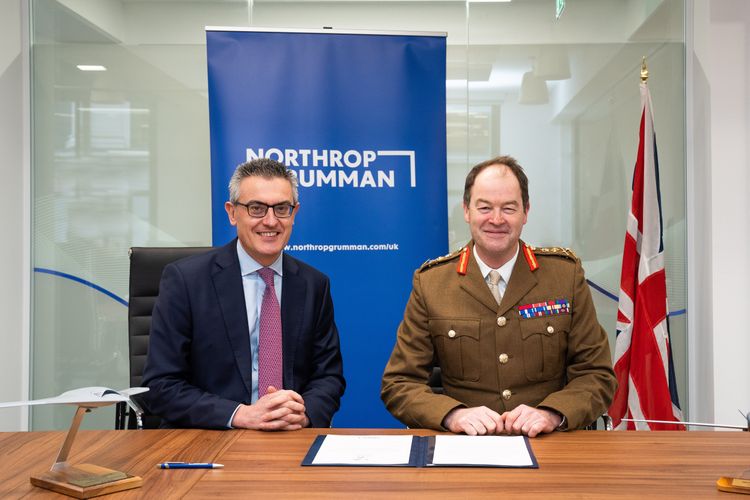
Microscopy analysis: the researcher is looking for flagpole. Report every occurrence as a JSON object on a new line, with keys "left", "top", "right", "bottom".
{"left": 641, "top": 56, "right": 648, "bottom": 83}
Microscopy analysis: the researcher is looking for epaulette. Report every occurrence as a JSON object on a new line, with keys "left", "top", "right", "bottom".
{"left": 530, "top": 245, "right": 579, "bottom": 261}
{"left": 418, "top": 247, "right": 465, "bottom": 273}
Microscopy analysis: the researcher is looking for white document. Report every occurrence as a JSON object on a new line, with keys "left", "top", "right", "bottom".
{"left": 311, "top": 435, "right": 414, "bottom": 465}
{"left": 430, "top": 435, "right": 534, "bottom": 467}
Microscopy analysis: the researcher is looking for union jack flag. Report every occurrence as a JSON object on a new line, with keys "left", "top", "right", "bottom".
{"left": 608, "top": 80, "right": 683, "bottom": 430}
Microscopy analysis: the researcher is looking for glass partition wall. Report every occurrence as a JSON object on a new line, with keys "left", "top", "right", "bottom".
{"left": 30, "top": 0, "right": 686, "bottom": 429}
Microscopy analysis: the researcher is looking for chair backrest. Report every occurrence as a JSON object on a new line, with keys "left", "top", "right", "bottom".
{"left": 122, "top": 246, "right": 212, "bottom": 429}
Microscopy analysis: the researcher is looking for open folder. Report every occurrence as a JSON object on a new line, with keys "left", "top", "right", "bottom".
{"left": 301, "top": 435, "right": 538, "bottom": 468}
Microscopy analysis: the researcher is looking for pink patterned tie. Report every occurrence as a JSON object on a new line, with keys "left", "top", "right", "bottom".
{"left": 257, "top": 268, "right": 283, "bottom": 395}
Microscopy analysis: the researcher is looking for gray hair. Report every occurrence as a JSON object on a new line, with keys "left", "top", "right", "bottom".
{"left": 228, "top": 158, "right": 299, "bottom": 204}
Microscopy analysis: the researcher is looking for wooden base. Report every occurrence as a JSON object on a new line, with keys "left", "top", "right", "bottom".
{"left": 30, "top": 463, "right": 142, "bottom": 499}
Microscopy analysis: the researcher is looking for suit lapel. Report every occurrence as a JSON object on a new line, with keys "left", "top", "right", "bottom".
{"left": 212, "top": 239, "right": 253, "bottom": 396}
{"left": 498, "top": 242, "right": 537, "bottom": 316}
{"left": 460, "top": 244, "right": 501, "bottom": 313}
{"left": 281, "top": 254, "right": 305, "bottom": 388}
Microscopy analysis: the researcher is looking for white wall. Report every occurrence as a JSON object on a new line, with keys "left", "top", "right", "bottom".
{"left": 690, "top": 0, "right": 750, "bottom": 428}
{"left": 0, "top": 0, "right": 29, "bottom": 431}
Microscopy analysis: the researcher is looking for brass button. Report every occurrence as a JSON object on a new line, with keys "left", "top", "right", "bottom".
{"left": 547, "top": 325, "right": 554, "bottom": 334}
{"left": 497, "top": 316, "right": 507, "bottom": 327}
{"left": 502, "top": 389, "right": 512, "bottom": 400}
{"left": 448, "top": 329, "right": 456, "bottom": 338}
{"left": 498, "top": 353, "right": 509, "bottom": 364}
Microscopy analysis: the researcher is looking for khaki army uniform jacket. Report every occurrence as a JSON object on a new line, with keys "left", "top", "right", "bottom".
{"left": 381, "top": 241, "right": 617, "bottom": 430}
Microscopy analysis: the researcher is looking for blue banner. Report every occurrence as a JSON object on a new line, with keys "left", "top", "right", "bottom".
{"left": 207, "top": 28, "right": 447, "bottom": 427}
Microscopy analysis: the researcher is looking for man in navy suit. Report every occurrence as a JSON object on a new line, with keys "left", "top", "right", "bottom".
{"left": 143, "top": 158, "right": 345, "bottom": 429}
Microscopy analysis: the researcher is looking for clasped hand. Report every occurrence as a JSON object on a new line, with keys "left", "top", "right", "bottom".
{"left": 231, "top": 386, "right": 309, "bottom": 431}
{"left": 443, "top": 404, "right": 561, "bottom": 438}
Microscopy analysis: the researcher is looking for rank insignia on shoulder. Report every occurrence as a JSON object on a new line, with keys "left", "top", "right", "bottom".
{"left": 518, "top": 299, "right": 571, "bottom": 319}
{"left": 532, "top": 246, "right": 578, "bottom": 261}
{"left": 419, "top": 247, "right": 463, "bottom": 272}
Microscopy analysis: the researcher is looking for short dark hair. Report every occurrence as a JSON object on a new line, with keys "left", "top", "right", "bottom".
{"left": 463, "top": 155, "right": 529, "bottom": 211}
{"left": 228, "top": 158, "right": 299, "bottom": 204}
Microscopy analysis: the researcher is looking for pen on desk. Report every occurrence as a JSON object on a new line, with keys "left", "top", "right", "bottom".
{"left": 158, "top": 462, "right": 224, "bottom": 469}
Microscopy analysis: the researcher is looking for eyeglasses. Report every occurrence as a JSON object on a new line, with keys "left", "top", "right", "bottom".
{"left": 234, "top": 201, "right": 296, "bottom": 219}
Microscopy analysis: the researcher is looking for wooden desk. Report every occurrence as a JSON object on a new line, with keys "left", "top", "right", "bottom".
{"left": 1, "top": 428, "right": 748, "bottom": 498}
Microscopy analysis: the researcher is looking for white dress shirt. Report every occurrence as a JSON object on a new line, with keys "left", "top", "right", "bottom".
{"left": 473, "top": 244, "right": 519, "bottom": 299}
{"left": 228, "top": 241, "right": 283, "bottom": 426}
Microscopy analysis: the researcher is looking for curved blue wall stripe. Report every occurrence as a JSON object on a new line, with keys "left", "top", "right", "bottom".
{"left": 34, "top": 268, "right": 128, "bottom": 307}
{"left": 586, "top": 278, "right": 619, "bottom": 301}
{"left": 586, "top": 278, "right": 686, "bottom": 317}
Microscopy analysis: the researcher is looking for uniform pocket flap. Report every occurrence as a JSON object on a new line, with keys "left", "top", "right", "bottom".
{"left": 428, "top": 318, "right": 480, "bottom": 340}
{"left": 519, "top": 315, "right": 570, "bottom": 340}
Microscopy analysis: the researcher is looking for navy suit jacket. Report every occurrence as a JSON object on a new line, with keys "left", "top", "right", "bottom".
{"left": 142, "top": 239, "right": 345, "bottom": 429}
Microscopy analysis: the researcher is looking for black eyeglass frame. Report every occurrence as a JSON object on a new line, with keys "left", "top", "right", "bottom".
{"left": 234, "top": 200, "right": 297, "bottom": 219}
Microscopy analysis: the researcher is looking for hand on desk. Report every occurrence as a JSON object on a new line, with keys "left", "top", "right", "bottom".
{"left": 443, "top": 404, "right": 561, "bottom": 438}
{"left": 501, "top": 404, "right": 561, "bottom": 438}
{"left": 442, "top": 406, "right": 504, "bottom": 436}
{"left": 231, "top": 386, "right": 310, "bottom": 431}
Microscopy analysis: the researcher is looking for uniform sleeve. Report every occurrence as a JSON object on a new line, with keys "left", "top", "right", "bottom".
{"left": 380, "top": 271, "right": 466, "bottom": 429}
{"left": 537, "top": 259, "right": 618, "bottom": 429}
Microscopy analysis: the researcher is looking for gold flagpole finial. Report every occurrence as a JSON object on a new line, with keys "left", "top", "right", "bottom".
{"left": 640, "top": 56, "right": 649, "bottom": 83}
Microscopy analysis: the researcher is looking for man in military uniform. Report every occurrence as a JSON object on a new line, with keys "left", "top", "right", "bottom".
{"left": 381, "top": 156, "right": 616, "bottom": 437}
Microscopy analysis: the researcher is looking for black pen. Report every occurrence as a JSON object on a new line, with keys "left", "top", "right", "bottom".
{"left": 158, "top": 462, "right": 224, "bottom": 469}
